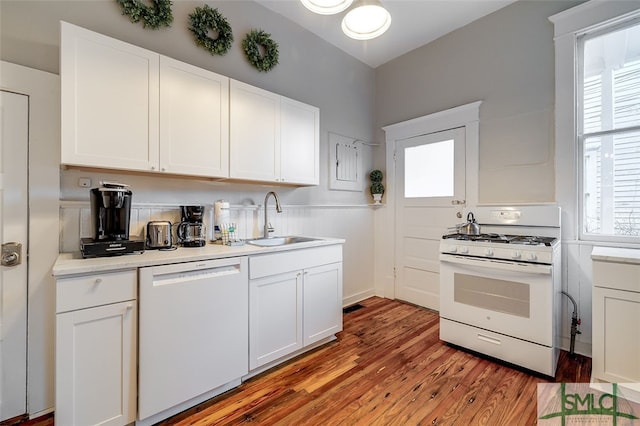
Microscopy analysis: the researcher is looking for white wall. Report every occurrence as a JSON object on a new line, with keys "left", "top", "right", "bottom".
{"left": 1, "top": 61, "right": 60, "bottom": 417}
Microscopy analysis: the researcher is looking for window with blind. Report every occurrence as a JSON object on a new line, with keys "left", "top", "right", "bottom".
{"left": 580, "top": 20, "right": 640, "bottom": 241}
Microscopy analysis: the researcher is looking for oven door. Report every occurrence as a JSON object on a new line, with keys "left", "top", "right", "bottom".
{"left": 439, "top": 254, "right": 553, "bottom": 346}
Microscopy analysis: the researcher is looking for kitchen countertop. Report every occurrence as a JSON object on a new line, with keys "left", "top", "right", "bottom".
{"left": 53, "top": 237, "right": 345, "bottom": 277}
{"left": 591, "top": 246, "right": 640, "bottom": 265}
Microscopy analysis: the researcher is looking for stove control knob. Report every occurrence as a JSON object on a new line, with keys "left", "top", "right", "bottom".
{"left": 460, "top": 246, "right": 469, "bottom": 254}
{"left": 448, "top": 246, "right": 457, "bottom": 253}
{"left": 528, "top": 253, "right": 537, "bottom": 261}
{"left": 485, "top": 248, "right": 494, "bottom": 256}
{"left": 511, "top": 251, "right": 521, "bottom": 259}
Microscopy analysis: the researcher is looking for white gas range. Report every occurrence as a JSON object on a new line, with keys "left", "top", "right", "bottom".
{"left": 439, "top": 205, "right": 561, "bottom": 377}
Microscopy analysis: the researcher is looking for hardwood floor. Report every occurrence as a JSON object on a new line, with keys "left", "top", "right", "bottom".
{"left": 158, "top": 297, "right": 591, "bottom": 426}
{"left": 13, "top": 297, "right": 590, "bottom": 426}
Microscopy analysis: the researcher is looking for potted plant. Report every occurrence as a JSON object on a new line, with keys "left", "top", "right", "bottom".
{"left": 369, "top": 169, "right": 385, "bottom": 204}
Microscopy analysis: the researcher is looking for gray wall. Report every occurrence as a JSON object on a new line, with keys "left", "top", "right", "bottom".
{"left": 375, "top": 0, "right": 584, "bottom": 204}
{"left": 0, "top": 0, "right": 376, "bottom": 206}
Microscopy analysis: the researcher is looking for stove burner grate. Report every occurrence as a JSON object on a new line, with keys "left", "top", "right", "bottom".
{"left": 442, "top": 233, "right": 556, "bottom": 246}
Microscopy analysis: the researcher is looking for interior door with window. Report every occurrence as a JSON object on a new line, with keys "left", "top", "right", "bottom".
{"left": 0, "top": 90, "right": 28, "bottom": 421}
{"left": 394, "top": 127, "right": 466, "bottom": 310}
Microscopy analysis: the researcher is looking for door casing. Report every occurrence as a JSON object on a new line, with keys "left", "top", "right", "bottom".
{"left": 378, "top": 101, "right": 482, "bottom": 302}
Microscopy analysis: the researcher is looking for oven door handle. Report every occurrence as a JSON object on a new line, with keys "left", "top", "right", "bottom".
{"left": 439, "top": 254, "right": 552, "bottom": 275}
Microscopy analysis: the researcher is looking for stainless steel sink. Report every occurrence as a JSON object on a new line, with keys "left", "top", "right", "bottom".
{"left": 247, "top": 236, "right": 319, "bottom": 247}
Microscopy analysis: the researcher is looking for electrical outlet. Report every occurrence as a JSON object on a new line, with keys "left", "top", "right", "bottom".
{"left": 78, "top": 178, "right": 91, "bottom": 188}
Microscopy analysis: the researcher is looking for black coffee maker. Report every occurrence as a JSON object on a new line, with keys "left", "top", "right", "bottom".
{"left": 81, "top": 182, "right": 144, "bottom": 258}
{"left": 177, "top": 205, "right": 206, "bottom": 247}
{"left": 91, "top": 182, "right": 132, "bottom": 240}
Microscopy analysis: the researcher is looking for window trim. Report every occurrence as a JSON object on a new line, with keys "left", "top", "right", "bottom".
{"left": 550, "top": 0, "right": 640, "bottom": 244}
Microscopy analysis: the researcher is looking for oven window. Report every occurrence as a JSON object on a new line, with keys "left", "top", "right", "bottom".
{"left": 453, "top": 273, "right": 530, "bottom": 318}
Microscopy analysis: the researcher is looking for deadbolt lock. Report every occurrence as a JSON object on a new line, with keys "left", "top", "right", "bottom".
{"left": 2, "top": 242, "right": 22, "bottom": 267}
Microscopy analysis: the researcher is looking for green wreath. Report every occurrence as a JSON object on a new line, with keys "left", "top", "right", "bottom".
{"left": 242, "top": 29, "right": 279, "bottom": 72}
{"left": 188, "top": 5, "right": 233, "bottom": 56}
{"left": 115, "top": 0, "right": 173, "bottom": 29}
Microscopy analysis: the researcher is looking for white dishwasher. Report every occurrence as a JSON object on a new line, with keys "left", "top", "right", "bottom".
{"left": 138, "top": 256, "right": 248, "bottom": 425}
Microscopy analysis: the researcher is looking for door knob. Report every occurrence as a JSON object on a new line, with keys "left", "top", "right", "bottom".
{"left": 2, "top": 242, "right": 22, "bottom": 267}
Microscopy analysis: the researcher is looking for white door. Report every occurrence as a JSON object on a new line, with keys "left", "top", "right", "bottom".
{"left": 0, "top": 90, "right": 28, "bottom": 421}
{"left": 394, "top": 127, "right": 466, "bottom": 310}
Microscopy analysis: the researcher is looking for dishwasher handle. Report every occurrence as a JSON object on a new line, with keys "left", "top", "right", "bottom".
{"left": 152, "top": 264, "right": 241, "bottom": 287}
{"left": 141, "top": 257, "right": 246, "bottom": 287}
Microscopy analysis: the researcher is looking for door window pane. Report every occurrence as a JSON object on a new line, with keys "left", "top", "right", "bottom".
{"left": 404, "top": 139, "right": 454, "bottom": 198}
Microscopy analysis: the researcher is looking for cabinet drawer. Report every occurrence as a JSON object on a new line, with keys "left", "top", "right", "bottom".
{"left": 56, "top": 270, "right": 137, "bottom": 313}
{"left": 593, "top": 260, "right": 640, "bottom": 293}
{"left": 250, "top": 245, "right": 342, "bottom": 279}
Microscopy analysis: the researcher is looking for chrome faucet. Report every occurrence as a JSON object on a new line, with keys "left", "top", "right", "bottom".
{"left": 263, "top": 191, "right": 283, "bottom": 238}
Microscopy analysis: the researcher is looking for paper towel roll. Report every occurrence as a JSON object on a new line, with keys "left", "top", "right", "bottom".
{"left": 214, "top": 200, "right": 230, "bottom": 227}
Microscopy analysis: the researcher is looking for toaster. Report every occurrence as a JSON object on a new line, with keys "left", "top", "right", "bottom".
{"left": 146, "top": 221, "right": 173, "bottom": 249}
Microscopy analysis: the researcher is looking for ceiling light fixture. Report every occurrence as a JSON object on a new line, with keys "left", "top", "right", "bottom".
{"left": 341, "top": 0, "right": 391, "bottom": 40}
{"left": 300, "top": 0, "right": 353, "bottom": 15}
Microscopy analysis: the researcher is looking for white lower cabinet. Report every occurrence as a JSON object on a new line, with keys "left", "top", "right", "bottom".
{"left": 592, "top": 248, "right": 640, "bottom": 385}
{"left": 302, "top": 262, "right": 343, "bottom": 346}
{"left": 55, "top": 270, "right": 137, "bottom": 426}
{"left": 249, "top": 245, "right": 343, "bottom": 370}
{"left": 592, "top": 287, "right": 640, "bottom": 383}
{"left": 250, "top": 270, "right": 303, "bottom": 369}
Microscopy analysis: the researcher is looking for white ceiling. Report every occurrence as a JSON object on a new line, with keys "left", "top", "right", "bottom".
{"left": 256, "top": 0, "right": 518, "bottom": 68}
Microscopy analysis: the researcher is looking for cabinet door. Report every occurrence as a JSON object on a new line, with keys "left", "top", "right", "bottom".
{"left": 229, "top": 79, "right": 280, "bottom": 182}
{"left": 280, "top": 97, "right": 320, "bottom": 185}
{"left": 303, "top": 262, "right": 343, "bottom": 346}
{"left": 60, "top": 22, "right": 159, "bottom": 171}
{"left": 56, "top": 301, "right": 137, "bottom": 426}
{"left": 159, "top": 56, "right": 229, "bottom": 177}
{"left": 249, "top": 271, "right": 302, "bottom": 369}
{"left": 592, "top": 287, "right": 640, "bottom": 383}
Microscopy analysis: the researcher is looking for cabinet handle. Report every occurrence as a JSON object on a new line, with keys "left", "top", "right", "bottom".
{"left": 151, "top": 166, "right": 156, "bottom": 170}
{"left": 126, "top": 304, "right": 133, "bottom": 311}
{"left": 94, "top": 278, "right": 102, "bottom": 285}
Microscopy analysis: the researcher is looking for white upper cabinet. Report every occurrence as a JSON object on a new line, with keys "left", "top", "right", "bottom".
{"left": 229, "top": 80, "right": 280, "bottom": 182}
{"left": 61, "top": 23, "right": 319, "bottom": 184}
{"left": 61, "top": 22, "right": 159, "bottom": 171}
{"left": 280, "top": 97, "right": 320, "bottom": 185}
{"left": 230, "top": 79, "right": 319, "bottom": 185}
{"left": 60, "top": 22, "right": 229, "bottom": 178}
{"left": 159, "top": 56, "right": 229, "bottom": 177}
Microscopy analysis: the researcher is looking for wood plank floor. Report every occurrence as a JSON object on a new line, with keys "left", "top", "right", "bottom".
{"left": 157, "top": 297, "right": 591, "bottom": 426}
{"left": 14, "top": 296, "right": 590, "bottom": 426}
